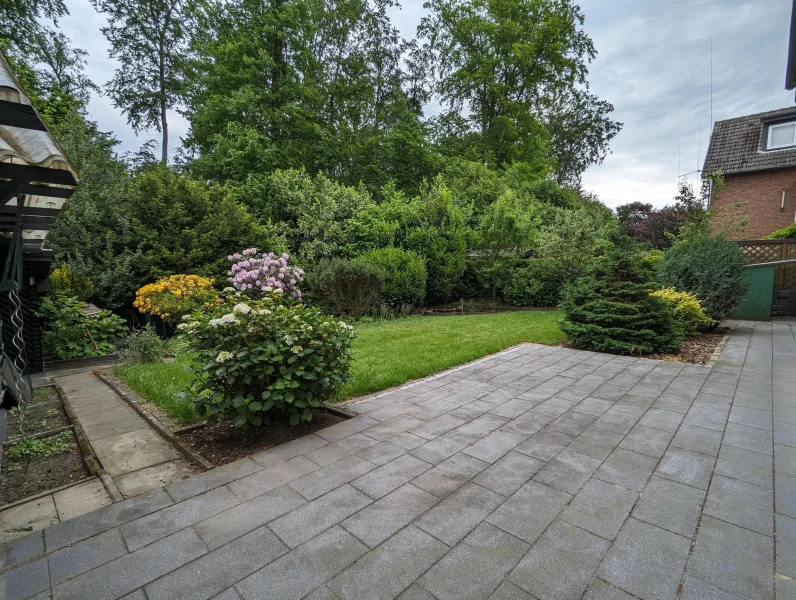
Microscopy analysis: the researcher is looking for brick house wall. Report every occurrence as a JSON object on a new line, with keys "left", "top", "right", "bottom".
{"left": 711, "top": 168, "right": 796, "bottom": 239}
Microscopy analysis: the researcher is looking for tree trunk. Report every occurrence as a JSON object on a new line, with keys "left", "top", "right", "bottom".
{"left": 161, "top": 99, "right": 168, "bottom": 165}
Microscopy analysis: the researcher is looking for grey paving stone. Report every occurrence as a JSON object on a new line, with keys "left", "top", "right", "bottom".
{"left": 250, "top": 433, "right": 330, "bottom": 464}
{"left": 489, "top": 398, "right": 534, "bottom": 419}
{"left": 415, "top": 482, "right": 504, "bottom": 546}
{"left": 52, "top": 527, "right": 207, "bottom": 600}
{"left": 566, "top": 426, "right": 624, "bottom": 461}
{"left": 724, "top": 422, "right": 773, "bottom": 455}
{"left": 397, "top": 583, "right": 437, "bottom": 600}
{"left": 342, "top": 483, "right": 438, "bottom": 548}
{"left": 672, "top": 424, "right": 723, "bottom": 456}
{"left": 704, "top": 474, "right": 773, "bottom": 537}
{"left": 499, "top": 411, "right": 553, "bottom": 437}
{"left": 410, "top": 414, "right": 468, "bottom": 440}
{"left": 390, "top": 432, "right": 427, "bottom": 450}
{"left": 582, "top": 579, "right": 637, "bottom": 600}
{"left": 533, "top": 448, "right": 602, "bottom": 494}
{"left": 618, "top": 424, "right": 673, "bottom": 459}
{"left": 145, "top": 525, "right": 287, "bottom": 600}
{"left": 547, "top": 410, "right": 598, "bottom": 436}
{"left": 363, "top": 414, "right": 427, "bottom": 441}
{"left": 409, "top": 431, "right": 478, "bottom": 464}
{"left": 355, "top": 440, "right": 407, "bottom": 466}
{"left": 653, "top": 393, "right": 694, "bottom": 413}
{"left": 48, "top": 528, "right": 127, "bottom": 586}
{"left": 693, "top": 392, "right": 734, "bottom": 411}
{"left": 510, "top": 519, "right": 610, "bottom": 600}
{"left": 592, "top": 408, "right": 640, "bottom": 434}
{"left": 656, "top": 447, "right": 715, "bottom": 490}
{"left": 598, "top": 518, "right": 691, "bottom": 600}
{"left": 560, "top": 478, "right": 639, "bottom": 540}
{"left": 715, "top": 444, "right": 774, "bottom": 489}
{"left": 729, "top": 406, "right": 772, "bottom": 430}
{"left": 734, "top": 391, "right": 773, "bottom": 410}
{"left": 778, "top": 474, "right": 796, "bottom": 519}
{"left": 420, "top": 523, "right": 529, "bottom": 600}
{"left": 120, "top": 591, "right": 148, "bottom": 600}
{"left": 0, "top": 530, "right": 43, "bottom": 572}
{"left": 227, "top": 456, "right": 320, "bottom": 502}
{"left": 195, "top": 485, "right": 307, "bottom": 550}
{"left": 532, "top": 397, "right": 576, "bottom": 418}
{"left": 592, "top": 384, "right": 631, "bottom": 401}
{"left": 120, "top": 485, "right": 240, "bottom": 551}
{"left": 681, "top": 575, "right": 744, "bottom": 600}
{"left": 778, "top": 514, "right": 796, "bottom": 578}
{"left": 514, "top": 429, "right": 573, "bottom": 461}
{"left": 165, "top": 458, "right": 262, "bottom": 503}
{"left": 637, "top": 408, "right": 684, "bottom": 433}
{"left": 689, "top": 516, "right": 774, "bottom": 600}
{"left": 682, "top": 406, "right": 728, "bottom": 432}
{"left": 3, "top": 558, "right": 49, "bottom": 600}
{"left": 368, "top": 401, "right": 420, "bottom": 422}
{"left": 328, "top": 526, "right": 449, "bottom": 599}
{"left": 290, "top": 455, "right": 376, "bottom": 500}
{"left": 572, "top": 396, "right": 616, "bottom": 417}
{"left": 777, "top": 444, "right": 796, "bottom": 478}
{"left": 304, "top": 433, "right": 380, "bottom": 467}
{"left": 486, "top": 480, "right": 571, "bottom": 544}
{"left": 456, "top": 414, "right": 511, "bottom": 438}
{"left": 301, "top": 586, "right": 338, "bottom": 600}
{"left": 779, "top": 574, "right": 796, "bottom": 600}
{"left": 351, "top": 454, "right": 431, "bottom": 499}
{"left": 462, "top": 430, "right": 525, "bottom": 463}
{"left": 236, "top": 526, "right": 367, "bottom": 600}
{"left": 594, "top": 448, "right": 658, "bottom": 492}
{"left": 268, "top": 485, "right": 372, "bottom": 548}
{"left": 632, "top": 475, "right": 705, "bottom": 539}
{"left": 44, "top": 488, "right": 174, "bottom": 551}
{"left": 488, "top": 581, "right": 535, "bottom": 599}
{"left": 776, "top": 422, "right": 796, "bottom": 448}
{"left": 473, "top": 451, "right": 544, "bottom": 497}
{"left": 413, "top": 452, "right": 489, "bottom": 498}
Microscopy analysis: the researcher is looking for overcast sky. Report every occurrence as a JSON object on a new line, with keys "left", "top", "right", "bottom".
{"left": 54, "top": 0, "right": 795, "bottom": 208}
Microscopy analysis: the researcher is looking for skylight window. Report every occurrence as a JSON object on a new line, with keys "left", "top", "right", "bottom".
{"left": 768, "top": 122, "right": 796, "bottom": 149}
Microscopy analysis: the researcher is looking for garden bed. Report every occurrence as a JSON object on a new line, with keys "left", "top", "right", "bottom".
{"left": 177, "top": 410, "right": 347, "bottom": 466}
{"left": 421, "top": 300, "right": 551, "bottom": 316}
{"left": 1, "top": 387, "right": 91, "bottom": 505}
{"left": 648, "top": 327, "right": 729, "bottom": 365}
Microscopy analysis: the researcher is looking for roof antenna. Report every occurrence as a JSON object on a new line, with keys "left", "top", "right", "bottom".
{"left": 710, "top": 37, "right": 713, "bottom": 127}
{"left": 678, "top": 134, "right": 681, "bottom": 184}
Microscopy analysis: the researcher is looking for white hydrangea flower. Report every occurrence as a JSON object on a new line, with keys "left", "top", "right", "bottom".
{"left": 257, "top": 309, "right": 272, "bottom": 315}
{"left": 215, "top": 351, "right": 234, "bottom": 363}
{"left": 233, "top": 303, "right": 252, "bottom": 315}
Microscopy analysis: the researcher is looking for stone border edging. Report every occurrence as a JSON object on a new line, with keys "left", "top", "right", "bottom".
{"left": 0, "top": 476, "right": 98, "bottom": 513}
{"left": 53, "top": 381, "right": 124, "bottom": 503}
{"left": 706, "top": 321, "right": 737, "bottom": 367}
{"left": 95, "top": 372, "right": 213, "bottom": 472}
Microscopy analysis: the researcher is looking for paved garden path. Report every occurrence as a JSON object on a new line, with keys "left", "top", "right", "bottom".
{"left": 2, "top": 320, "right": 793, "bottom": 600}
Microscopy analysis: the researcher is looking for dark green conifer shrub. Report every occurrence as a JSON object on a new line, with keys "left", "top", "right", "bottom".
{"left": 559, "top": 236, "right": 683, "bottom": 355}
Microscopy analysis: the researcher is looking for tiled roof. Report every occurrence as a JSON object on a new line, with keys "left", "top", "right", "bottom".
{"left": 703, "top": 106, "right": 796, "bottom": 175}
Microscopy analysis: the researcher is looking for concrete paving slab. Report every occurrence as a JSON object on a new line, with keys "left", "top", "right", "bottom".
{"left": 53, "top": 479, "right": 112, "bottom": 521}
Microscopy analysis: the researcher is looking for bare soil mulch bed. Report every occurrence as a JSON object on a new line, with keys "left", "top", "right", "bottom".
{"left": 0, "top": 430, "right": 89, "bottom": 505}
{"left": 648, "top": 327, "right": 729, "bottom": 365}
{"left": 5, "top": 387, "right": 70, "bottom": 439}
{"left": 178, "top": 410, "right": 347, "bottom": 466}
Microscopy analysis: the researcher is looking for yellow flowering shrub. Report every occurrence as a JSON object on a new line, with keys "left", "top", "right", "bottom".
{"left": 134, "top": 275, "right": 218, "bottom": 322}
{"left": 650, "top": 287, "right": 711, "bottom": 338}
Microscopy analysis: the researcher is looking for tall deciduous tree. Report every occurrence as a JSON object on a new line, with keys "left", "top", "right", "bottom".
{"left": 0, "top": 0, "right": 67, "bottom": 52}
{"left": 416, "top": 0, "right": 596, "bottom": 167}
{"left": 91, "top": 0, "right": 197, "bottom": 164}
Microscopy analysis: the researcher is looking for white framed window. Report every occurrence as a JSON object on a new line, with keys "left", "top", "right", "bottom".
{"left": 768, "top": 122, "right": 796, "bottom": 149}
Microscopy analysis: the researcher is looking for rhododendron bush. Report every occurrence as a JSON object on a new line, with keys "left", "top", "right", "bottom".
{"left": 134, "top": 275, "right": 218, "bottom": 322}
{"left": 181, "top": 290, "right": 355, "bottom": 428}
{"left": 227, "top": 248, "right": 304, "bottom": 299}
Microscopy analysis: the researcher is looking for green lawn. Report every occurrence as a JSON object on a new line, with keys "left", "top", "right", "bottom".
{"left": 115, "top": 310, "right": 564, "bottom": 423}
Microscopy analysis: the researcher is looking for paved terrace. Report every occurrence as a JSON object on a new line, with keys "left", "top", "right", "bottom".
{"left": 1, "top": 320, "right": 794, "bottom": 600}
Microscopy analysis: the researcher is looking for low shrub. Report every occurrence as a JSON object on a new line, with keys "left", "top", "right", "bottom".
{"left": 764, "top": 223, "right": 796, "bottom": 240}
{"left": 650, "top": 288, "right": 711, "bottom": 337}
{"left": 182, "top": 291, "right": 355, "bottom": 429}
{"left": 116, "top": 326, "right": 167, "bottom": 364}
{"left": 36, "top": 296, "right": 127, "bottom": 359}
{"left": 658, "top": 236, "right": 747, "bottom": 324}
{"left": 454, "top": 259, "right": 493, "bottom": 299}
{"left": 504, "top": 259, "right": 569, "bottom": 307}
{"left": 307, "top": 258, "right": 383, "bottom": 317}
{"left": 559, "top": 236, "right": 683, "bottom": 355}
{"left": 358, "top": 247, "right": 427, "bottom": 309}
{"left": 134, "top": 274, "right": 218, "bottom": 323}
{"left": 47, "top": 264, "right": 93, "bottom": 301}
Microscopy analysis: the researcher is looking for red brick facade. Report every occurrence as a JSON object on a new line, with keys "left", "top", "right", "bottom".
{"left": 711, "top": 168, "right": 796, "bottom": 239}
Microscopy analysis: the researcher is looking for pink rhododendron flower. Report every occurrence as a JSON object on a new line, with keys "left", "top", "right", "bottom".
{"left": 227, "top": 249, "right": 304, "bottom": 299}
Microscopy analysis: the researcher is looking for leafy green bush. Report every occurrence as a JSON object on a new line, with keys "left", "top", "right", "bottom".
{"left": 559, "top": 236, "right": 683, "bottom": 354}
{"left": 359, "top": 247, "right": 427, "bottom": 309}
{"left": 504, "top": 259, "right": 570, "bottom": 307}
{"left": 116, "top": 326, "right": 167, "bottom": 364}
{"left": 48, "top": 264, "right": 94, "bottom": 301}
{"left": 36, "top": 296, "right": 127, "bottom": 359}
{"left": 764, "top": 223, "right": 796, "bottom": 240}
{"left": 307, "top": 258, "right": 384, "bottom": 317}
{"left": 658, "top": 237, "right": 747, "bottom": 324}
{"left": 650, "top": 288, "right": 711, "bottom": 338}
{"left": 183, "top": 291, "right": 355, "bottom": 429}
